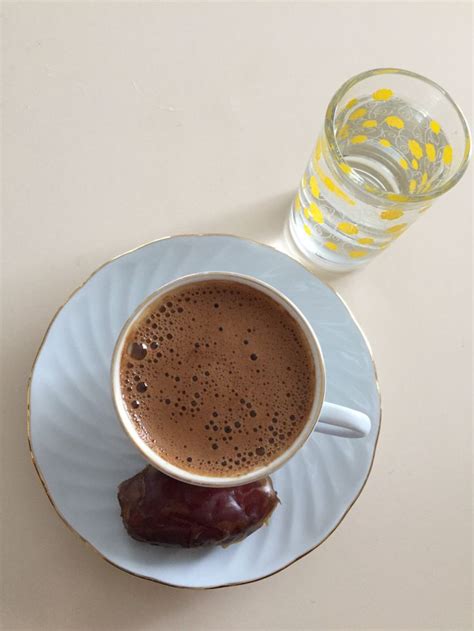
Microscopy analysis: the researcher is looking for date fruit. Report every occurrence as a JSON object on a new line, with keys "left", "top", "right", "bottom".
{"left": 118, "top": 466, "right": 279, "bottom": 547}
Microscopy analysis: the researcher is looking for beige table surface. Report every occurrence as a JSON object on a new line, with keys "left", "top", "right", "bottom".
{"left": 1, "top": 2, "right": 472, "bottom": 630}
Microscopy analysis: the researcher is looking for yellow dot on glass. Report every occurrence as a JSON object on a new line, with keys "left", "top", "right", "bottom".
{"left": 343, "top": 98, "right": 358, "bottom": 111}
{"left": 301, "top": 174, "right": 308, "bottom": 188}
{"left": 464, "top": 141, "right": 471, "bottom": 161}
{"left": 338, "top": 125, "right": 350, "bottom": 140}
{"left": 420, "top": 172, "right": 428, "bottom": 189}
{"left": 385, "top": 223, "right": 408, "bottom": 234}
{"left": 351, "top": 135, "right": 368, "bottom": 144}
{"left": 309, "top": 202, "right": 324, "bottom": 224}
{"left": 443, "top": 145, "right": 453, "bottom": 165}
{"left": 339, "top": 162, "right": 352, "bottom": 174}
{"left": 314, "top": 162, "right": 324, "bottom": 180}
{"left": 294, "top": 195, "right": 302, "bottom": 211}
{"left": 411, "top": 159, "right": 419, "bottom": 170}
{"left": 349, "top": 250, "right": 367, "bottom": 259}
{"left": 385, "top": 116, "right": 404, "bottom": 129}
{"left": 399, "top": 158, "right": 409, "bottom": 170}
{"left": 387, "top": 193, "right": 409, "bottom": 202}
{"left": 380, "top": 209, "right": 404, "bottom": 220}
{"left": 349, "top": 108, "right": 367, "bottom": 121}
{"left": 315, "top": 138, "right": 322, "bottom": 161}
{"left": 372, "top": 88, "right": 393, "bottom": 101}
{"left": 310, "top": 175, "right": 320, "bottom": 198}
{"left": 408, "top": 139, "right": 423, "bottom": 160}
{"left": 409, "top": 179, "right": 417, "bottom": 193}
{"left": 338, "top": 221, "right": 359, "bottom": 235}
{"left": 425, "top": 143, "right": 436, "bottom": 162}
{"left": 303, "top": 224, "right": 312, "bottom": 236}
{"left": 379, "top": 138, "right": 391, "bottom": 148}
{"left": 362, "top": 119, "right": 378, "bottom": 128}
{"left": 430, "top": 120, "right": 441, "bottom": 134}
{"left": 322, "top": 175, "right": 356, "bottom": 205}
{"left": 358, "top": 237, "right": 375, "bottom": 245}
{"left": 324, "top": 241, "right": 338, "bottom": 251}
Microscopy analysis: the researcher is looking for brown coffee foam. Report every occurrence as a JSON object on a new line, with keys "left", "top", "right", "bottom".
{"left": 120, "top": 280, "right": 316, "bottom": 477}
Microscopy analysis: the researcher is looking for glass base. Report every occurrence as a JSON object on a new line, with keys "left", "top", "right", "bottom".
{"left": 285, "top": 216, "right": 369, "bottom": 273}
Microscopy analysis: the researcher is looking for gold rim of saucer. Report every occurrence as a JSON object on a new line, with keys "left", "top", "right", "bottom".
{"left": 26, "top": 233, "right": 382, "bottom": 590}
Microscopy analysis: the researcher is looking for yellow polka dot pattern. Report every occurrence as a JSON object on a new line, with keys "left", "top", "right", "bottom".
{"left": 372, "top": 88, "right": 393, "bottom": 101}
{"left": 294, "top": 88, "right": 451, "bottom": 264}
{"left": 463, "top": 140, "right": 471, "bottom": 161}
{"left": 338, "top": 162, "right": 352, "bottom": 175}
{"left": 443, "top": 145, "right": 453, "bottom": 165}
{"left": 408, "top": 139, "right": 423, "bottom": 160}
{"left": 385, "top": 223, "right": 407, "bottom": 234}
{"left": 349, "top": 108, "right": 367, "bottom": 121}
{"left": 338, "top": 222, "right": 359, "bottom": 235}
{"left": 385, "top": 116, "right": 404, "bottom": 129}
{"left": 315, "top": 164, "right": 356, "bottom": 205}
{"left": 399, "top": 158, "right": 408, "bottom": 170}
{"left": 387, "top": 193, "right": 409, "bottom": 202}
{"left": 310, "top": 175, "right": 320, "bottom": 198}
{"left": 425, "top": 143, "right": 436, "bottom": 162}
{"left": 309, "top": 202, "right": 324, "bottom": 224}
{"left": 351, "top": 135, "right": 368, "bottom": 144}
{"left": 315, "top": 139, "right": 323, "bottom": 161}
{"left": 380, "top": 209, "right": 404, "bottom": 220}
{"left": 343, "top": 98, "right": 358, "bottom": 111}
{"left": 338, "top": 125, "right": 350, "bottom": 140}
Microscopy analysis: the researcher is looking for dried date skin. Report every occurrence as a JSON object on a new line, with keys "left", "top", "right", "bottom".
{"left": 118, "top": 466, "right": 279, "bottom": 547}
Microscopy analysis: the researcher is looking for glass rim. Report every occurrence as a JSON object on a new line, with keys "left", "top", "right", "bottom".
{"left": 324, "top": 67, "right": 471, "bottom": 204}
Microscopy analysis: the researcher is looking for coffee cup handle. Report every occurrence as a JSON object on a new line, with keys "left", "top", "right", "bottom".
{"left": 315, "top": 402, "right": 371, "bottom": 439}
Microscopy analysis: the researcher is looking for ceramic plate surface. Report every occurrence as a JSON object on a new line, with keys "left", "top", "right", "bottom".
{"left": 28, "top": 235, "right": 380, "bottom": 588}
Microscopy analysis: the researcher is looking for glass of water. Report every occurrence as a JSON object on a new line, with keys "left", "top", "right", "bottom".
{"left": 288, "top": 68, "right": 471, "bottom": 271}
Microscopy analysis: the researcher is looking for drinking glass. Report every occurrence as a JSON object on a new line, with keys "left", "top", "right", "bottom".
{"left": 287, "top": 68, "right": 471, "bottom": 271}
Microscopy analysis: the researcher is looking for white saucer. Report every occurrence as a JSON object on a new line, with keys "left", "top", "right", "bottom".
{"left": 28, "top": 235, "right": 381, "bottom": 588}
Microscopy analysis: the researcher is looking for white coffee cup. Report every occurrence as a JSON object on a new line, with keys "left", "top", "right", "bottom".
{"left": 111, "top": 272, "right": 371, "bottom": 487}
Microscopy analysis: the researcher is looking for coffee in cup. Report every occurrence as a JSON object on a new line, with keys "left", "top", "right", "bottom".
{"left": 119, "top": 278, "right": 316, "bottom": 478}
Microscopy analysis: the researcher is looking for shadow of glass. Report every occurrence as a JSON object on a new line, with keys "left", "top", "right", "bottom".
{"left": 202, "top": 191, "right": 294, "bottom": 245}
{"left": 198, "top": 190, "right": 358, "bottom": 289}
